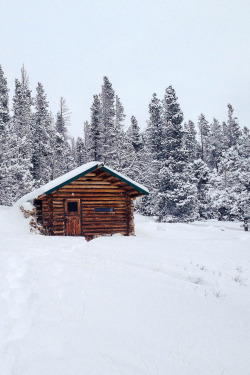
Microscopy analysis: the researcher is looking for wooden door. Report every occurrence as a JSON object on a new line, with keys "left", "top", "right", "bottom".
{"left": 64, "top": 199, "right": 82, "bottom": 236}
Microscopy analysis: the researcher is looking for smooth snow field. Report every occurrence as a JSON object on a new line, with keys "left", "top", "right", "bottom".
{"left": 0, "top": 206, "right": 250, "bottom": 375}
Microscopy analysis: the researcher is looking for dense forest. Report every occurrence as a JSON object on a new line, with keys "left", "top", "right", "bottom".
{"left": 0, "top": 65, "right": 249, "bottom": 221}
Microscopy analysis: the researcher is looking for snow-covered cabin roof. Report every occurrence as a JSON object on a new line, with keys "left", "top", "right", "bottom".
{"left": 16, "top": 161, "right": 149, "bottom": 206}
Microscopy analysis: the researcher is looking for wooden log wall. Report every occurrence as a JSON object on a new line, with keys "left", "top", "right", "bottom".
{"left": 42, "top": 195, "right": 53, "bottom": 235}
{"left": 52, "top": 199, "right": 65, "bottom": 236}
{"left": 39, "top": 169, "right": 137, "bottom": 238}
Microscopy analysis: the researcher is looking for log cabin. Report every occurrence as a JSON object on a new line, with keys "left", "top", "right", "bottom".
{"left": 19, "top": 162, "right": 149, "bottom": 240}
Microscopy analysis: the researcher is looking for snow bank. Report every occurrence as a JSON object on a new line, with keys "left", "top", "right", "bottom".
{"left": 0, "top": 208, "right": 249, "bottom": 375}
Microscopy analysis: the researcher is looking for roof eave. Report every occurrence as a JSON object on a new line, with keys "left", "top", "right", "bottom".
{"left": 101, "top": 166, "right": 149, "bottom": 196}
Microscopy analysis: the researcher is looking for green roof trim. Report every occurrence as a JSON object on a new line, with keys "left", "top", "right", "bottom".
{"left": 45, "top": 163, "right": 100, "bottom": 195}
{"left": 101, "top": 166, "right": 149, "bottom": 195}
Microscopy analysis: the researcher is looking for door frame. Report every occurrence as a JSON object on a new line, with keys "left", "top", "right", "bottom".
{"left": 64, "top": 198, "right": 82, "bottom": 236}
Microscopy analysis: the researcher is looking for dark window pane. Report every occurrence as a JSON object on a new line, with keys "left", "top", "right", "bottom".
{"left": 68, "top": 202, "right": 78, "bottom": 212}
{"left": 94, "top": 207, "right": 115, "bottom": 213}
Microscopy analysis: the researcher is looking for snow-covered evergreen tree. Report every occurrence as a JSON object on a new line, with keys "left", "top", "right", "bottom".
{"left": 75, "top": 136, "right": 86, "bottom": 166}
{"left": 101, "top": 76, "right": 116, "bottom": 165}
{"left": 0, "top": 65, "right": 9, "bottom": 125}
{"left": 197, "top": 113, "right": 210, "bottom": 163}
{"left": 53, "top": 97, "right": 73, "bottom": 178}
{"left": 128, "top": 115, "right": 143, "bottom": 153}
{"left": 83, "top": 121, "right": 92, "bottom": 162}
{"left": 183, "top": 120, "right": 198, "bottom": 162}
{"left": 114, "top": 95, "right": 126, "bottom": 170}
{"left": 89, "top": 94, "right": 103, "bottom": 161}
{"left": 192, "top": 159, "right": 211, "bottom": 218}
{"left": 31, "top": 82, "right": 54, "bottom": 187}
{"left": 145, "top": 93, "right": 164, "bottom": 162}
{"left": 226, "top": 104, "right": 241, "bottom": 147}
{"left": 155, "top": 160, "right": 199, "bottom": 221}
{"left": 162, "top": 86, "right": 184, "bottom": 160}
{"left": 209, "top": 145, "right": 250, "bottom": 220}
{"left": 207, "top": 118, "right": 225, "bottom": 170}
{"left": 0, "top": 65, "right": 10, "bottom": 205}
{"left": 10, "top": 67, "right": 34, "bottom": 200}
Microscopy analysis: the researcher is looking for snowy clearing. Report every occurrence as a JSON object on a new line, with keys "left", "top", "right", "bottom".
{"left": 0, "top": 206, "right": 250, "bottom": 375}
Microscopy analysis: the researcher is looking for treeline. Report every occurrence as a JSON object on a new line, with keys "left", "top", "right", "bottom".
{"left": 0, "top": 65, "right": 249, "bottom": 221}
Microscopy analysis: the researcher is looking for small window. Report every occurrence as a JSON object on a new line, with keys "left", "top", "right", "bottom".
{"left": 94, "top": 207, "right": 115, "bottom": 213}
{"left": 68, "top": 202, "right": 78, "bottom": 212}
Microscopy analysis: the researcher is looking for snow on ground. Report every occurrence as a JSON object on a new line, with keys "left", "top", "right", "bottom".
{"left": 0, "top": 206, "right": 250, "bottom": 375}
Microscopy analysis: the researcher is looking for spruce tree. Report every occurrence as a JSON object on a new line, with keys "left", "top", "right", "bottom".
{"left": 83, "top": 120, "right": 92, "bottom": 162}
{"left": 114, "top": 95, "right": 126, "bottom": 169}
{"left": 31, "top": 82, "right": 53, "bottom": 187}
{"left": 121, "top": 116, "right": 145, "bottom": 179}
{"left": 154, "top": 86, "right": 198, "bottom": 221}
{"left": 208, "top": 118, "right": 225, "bottom": 170}
{"left": 145, "top": 93, "right": 164, "bottom": 162}
{"left": 53, "top": 97, "right": 73, "bottom": 178}
{"left": 0, "top": 65, "right": 10, "bottom": 205}
{"left": 197, "top": 113, "right": 210, "bottom": 163}
{"left": 10, "top": 67, "right": 34, "bottom": 200}
{"left": 0, "top": 65, "right": 9, "bottom": 124}
{"left": 162, "top": 85, "right": 184, "bottom": 161}
{"left": 226, "top": 104, "right": 241, "bottom": 147}
{"left": 75, "top": 136, "right": 86, "bottom": 166}
{"left": 183, "top": 120, "right": 198, "bottom": 162}
{"left": 101, "top": 76, "right": 116, "bottom": 164}
{"left": 128, "top": 115, "right": 143, "bottom": 153}
{"left": 89, "top": 94, "right": 103, "bottom": 161}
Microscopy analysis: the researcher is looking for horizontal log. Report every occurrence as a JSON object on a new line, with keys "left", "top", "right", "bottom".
{"left": 68, "top": 181, "right": 112, "bottom": 186}
{"left": 53, "top": 214, "right": 64, "bottom": 218}
{"left": 83, "top": 218, "right": 126, "bottom": 223}
{"left": 83, "top": 230, "right": 127, "bottom": 235}
{"left": 58, "top": 187, "right": 123, "bottom": 192}
{"left": 83, "top": 223, "right": 127, "bottom": 230}
{"left": 82, "top": 173, "right": 96, "bottom": 177}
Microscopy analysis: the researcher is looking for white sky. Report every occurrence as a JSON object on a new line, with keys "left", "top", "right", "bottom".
{"left": 0, "top": 0, "right": 249, "bottom": 137}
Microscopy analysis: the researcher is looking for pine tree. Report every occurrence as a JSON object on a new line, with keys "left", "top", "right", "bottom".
{"left": 0, "top": 65, "right": 10, "bottom": 205}
{"left": 83, "top": 121, "right": 92, "bottom": 162}
{"left": 31, "top": 82, "right": 54, "bottom": 187}
{"left": 53, "top": 97, "right": 73, "bottom": 178}
{"left": 114, "top": 95, "right": 126, "bottom": 169}
{"left": 151, "top": 86, "right": 198, "bottom": 221}
{"left": 145, "top": 93, "right": 164, "bottom": 161}
{"left": 226, "top": 104, "right": 241, "bottom": 147}
{"left": 155, "top": 160, "right": 199, "bottom": 221}
{"left": 101, "top": 76, "right": 116, "bottom": 164}
{"left": 0, "top": 65, "right": 9, "bottom": 124}
{"left": 128, "top": 115, "right": 143, "bottom": 153}
{"left": 208, "top": 118, "right": 225, "bottom": 170}
{"left": 192, "top": 159, "right": 211, "bottom": 218}
{"left": 89, "top": 94, "right": 103, "bottom": 161}
{"left": 75, "top": 136, "right": 86, "bottom": 166}
{"left": 121, "top": 116, "right": 145, "bottom": 180}
{"left": 10, "top": 67, "right": 34, "bottom": 200}
{"left": 162, "top": 85, "right": 184, "bottom": 161}
{"left": 197, "top": 113, "right": 210, "bottom": 163}
{"left": 183, "top": 120, "right": 198, "bottom": 162}
{"left": 209, "top": 144, "right": 250, "bottom": 220}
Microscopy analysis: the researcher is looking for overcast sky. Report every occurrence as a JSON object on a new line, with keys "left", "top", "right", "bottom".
{"left": 0, "top": 0, "right": 249, "bottom": 137}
